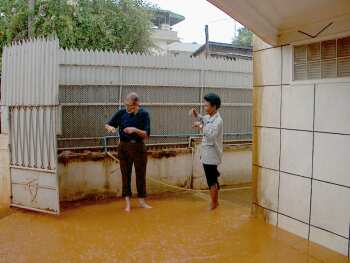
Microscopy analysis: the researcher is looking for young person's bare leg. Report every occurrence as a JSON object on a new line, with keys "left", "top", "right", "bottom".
{"left": 209, "top": 184, "right": 219, "bottom": 210}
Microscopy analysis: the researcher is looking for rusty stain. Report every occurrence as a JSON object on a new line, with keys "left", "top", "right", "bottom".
{"left": 0, "top": 206, "right": 11, "bottom": 220}
{"left": 57, "top": 144, "right": 248, "bottom": 164}
{"left": 58, "top": 151, "right": 109, "bottom": 165}
{"left": 0, "top": 190, "right": 348, "bottom": 263}
{"left": 58, "top": 148, "right": 194, "bottom": 164}
{"left": 223, "top": 144, "right": 252, "bottom": 152}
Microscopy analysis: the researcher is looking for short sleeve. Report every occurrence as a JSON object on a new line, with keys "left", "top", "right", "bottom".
{"left": 107, "top": 109, "right": 122, "bottom": 128}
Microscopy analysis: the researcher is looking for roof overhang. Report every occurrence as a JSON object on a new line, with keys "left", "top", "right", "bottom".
{"left": 208, "top": 0, "right": 350, "bottom": 46}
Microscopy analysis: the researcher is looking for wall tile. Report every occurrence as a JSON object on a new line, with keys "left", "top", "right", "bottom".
{"left": 281, "top": 84, "right": 314, "bottom": 131}
{"left": 281, "top": 129, "right": 313, "bottom": 177}
{"left": 279, "top": 172, "right": 311, "bottom": 222}
{"left": 255, "top": 166, "right": 279, "bottom": 211}
{"left": 314, "top": 132, "right": 350, "bottom": 187}
{"left": 311, "top": 180, "right": 350, "bottom": 238}
{"left": 310, "top": 226, "right": 349, "bottom": 256}
{"left": 254, "top": 85, "right": 281, "bottom": 127}
{"left": 254, "top": 47, "right": 281, "bottom": 86}
{"left": 253, "top": 127, "right": 280, "bottom": 170}
{"left": 315, "top": 83, "right": 350, "bottom": 134}
{"left": 278, "top": 214, "right": 309, "bottom": 239}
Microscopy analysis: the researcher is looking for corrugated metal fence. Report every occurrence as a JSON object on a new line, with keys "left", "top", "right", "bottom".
{"left": 57, "top": 48, "right": 253, "bottom": 149}
{"left": 1, "top": 38, "right": 60, "bottom": 214}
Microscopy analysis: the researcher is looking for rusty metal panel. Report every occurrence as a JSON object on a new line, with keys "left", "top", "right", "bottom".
{"left": 10, "top": 168, "right": 59, "bottom": 214}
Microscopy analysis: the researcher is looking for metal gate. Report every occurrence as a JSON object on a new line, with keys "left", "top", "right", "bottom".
{"left": 1, "top": 38, "right": 60, "bottom": 214}
{"left": 8, "top": 106, "right": 59, "bottom": 214}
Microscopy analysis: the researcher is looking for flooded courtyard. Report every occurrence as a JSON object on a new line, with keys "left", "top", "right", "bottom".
{"left": 0, "top": 188, "right": 348, "bottom": 263}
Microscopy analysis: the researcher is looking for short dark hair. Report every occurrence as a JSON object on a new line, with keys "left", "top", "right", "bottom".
{"left": 204, "top": 93, "right": 221, "bottom": 109}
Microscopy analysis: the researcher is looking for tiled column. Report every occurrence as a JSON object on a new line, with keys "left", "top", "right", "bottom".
{"left": 253, "top": 35, "right": 350, "bottom": 256}
{"left": 252, "top": 36, "right": 285, "bottom": 225}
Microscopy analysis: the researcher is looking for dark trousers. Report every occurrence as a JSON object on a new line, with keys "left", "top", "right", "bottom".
{"left": 118, "top": 141, "right": 147, "bottom": 198}
{"left": 203, "top": 164, "right": 220, "bottom": 189}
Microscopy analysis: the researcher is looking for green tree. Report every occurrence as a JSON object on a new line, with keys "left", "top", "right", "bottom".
{"left": 0, "top": 0, "right": 155, "bottom": 75}
{"left": 232, "top": 27, "right": 253, "bottom": 47}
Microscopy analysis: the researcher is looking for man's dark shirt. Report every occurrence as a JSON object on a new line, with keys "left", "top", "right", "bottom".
{"left": 107, "top": 108, "right": 150, "bottom": 142}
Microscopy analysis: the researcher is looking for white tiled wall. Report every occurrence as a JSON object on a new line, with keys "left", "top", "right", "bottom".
{"left": 255, "top": 166, "right": 279, "bottom": 211}
{"left": 280, "top": 129, "right": 313, "bottom": 177}
{"left": 278, "top": 214, "right": 309, "bottom": 239}
{"left": 311, "top": 181, "right": 350, "bottom": 238}
{"left": 253, "top": 46, "right": 281, "bottom": 86}
{"left": 313, "top": 132, "right": 350, "bottom": 187}
{"left": 281, "top": 84, "right": 314, "bottom": 131}
{"left": 279, "top": 172, "right": 311, "bottom": 222}
{"left": 253, "top": 36, "right": 350, "bottom": 256}
{"left": 253, "top": 127, "right": 280, "bottom": 170}
{"left": 310, "top": 227, "right": 349, "bottom": 256}
{"left": 282, "top": 45, "right": 292, "bottom": 84}
{"left": 254, "top": 85, "right": 281, "bottom": 128}
{"left": 315, "top": 83, "right": 350, "bottom": 134}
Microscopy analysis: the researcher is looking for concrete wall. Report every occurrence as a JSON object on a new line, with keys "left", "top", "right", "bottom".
{"left": 0, "top": 134, "right": 11, "bottom": 207}
{"left": 253, "top": 36, "right": 350, "bottom": 255}
{"left": 58, "top": 143, "right": 252, "bottom": 201}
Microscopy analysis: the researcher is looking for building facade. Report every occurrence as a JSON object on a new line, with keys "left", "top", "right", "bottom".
{"left": 209, "top": 0, "right": 350, "bottom": 256}
{"left": 150, "top": 9, "right": 184, "bottom": 55}
{"left": 192, "top": 41, "right": 252, "bottom": 60}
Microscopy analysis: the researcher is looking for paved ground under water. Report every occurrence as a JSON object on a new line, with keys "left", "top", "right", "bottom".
{"left": 0, "top": 188, "right": 348, "bottom": 263}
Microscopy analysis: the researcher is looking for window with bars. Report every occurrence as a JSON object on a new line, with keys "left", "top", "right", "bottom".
{"left": 293, "top": 36, "right": 350, "bottom": 80}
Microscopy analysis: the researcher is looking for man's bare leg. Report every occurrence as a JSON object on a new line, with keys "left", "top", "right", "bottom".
{"left": 138, "top": 198, "right": 152, "bottom": 209}
{"left": 125, "top": 196, "right": 131, "bottom": 212}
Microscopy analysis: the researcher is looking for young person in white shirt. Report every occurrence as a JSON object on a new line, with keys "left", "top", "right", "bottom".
{"left": 190, "top": 93, "right": 223, "bottom": 210}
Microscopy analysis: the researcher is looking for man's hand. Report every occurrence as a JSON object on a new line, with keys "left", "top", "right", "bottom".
{"left": 189, "top": 108, "right": 198, "bottom": 118}
{"left": 192, "top": 121, "right": 203, "bottom": 129}
{"left": 124, "top": 127, "right": 148, "bottom": 139}
{"left": 105, "top": 124, "right": 116, "bottom": 133}
{"left": 123, "top": 127, "right": 137, "bottom": 134}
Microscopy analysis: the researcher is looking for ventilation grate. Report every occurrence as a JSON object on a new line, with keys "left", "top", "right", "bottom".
{"left": 294, "top": 36, "right": 350, "bottom": 80}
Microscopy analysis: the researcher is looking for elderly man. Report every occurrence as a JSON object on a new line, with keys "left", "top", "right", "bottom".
{"left": 105, "top": 92, "right": 151, "bottom": 212}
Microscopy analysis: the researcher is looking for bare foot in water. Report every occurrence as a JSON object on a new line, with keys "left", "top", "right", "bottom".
{"left": 138, "top": 198, "right": 152, "bottom": 209}
{"left": 209, "top": 202, "right": 219, "bottom": 210}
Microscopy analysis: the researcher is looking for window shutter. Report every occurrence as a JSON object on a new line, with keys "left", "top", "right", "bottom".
{"left": 293, "top": 36, "right": 350, "bottom": 80}
{"left": 337, "top": 37, "right": 350, "bottom": 77}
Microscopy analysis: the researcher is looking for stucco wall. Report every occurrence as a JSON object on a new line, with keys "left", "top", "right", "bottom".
{"left": 253, "top": 35, "right": 350, "bottom": 256}
{"left": 58, "top": 143, "right": 252, "bottom": 201}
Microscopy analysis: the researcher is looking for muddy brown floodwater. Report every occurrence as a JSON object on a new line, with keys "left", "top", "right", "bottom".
{"left": 0, "top": 189, "right": 348, "bottom": 263}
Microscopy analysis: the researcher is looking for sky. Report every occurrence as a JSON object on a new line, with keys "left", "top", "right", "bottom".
{"left": 148, "top": 0, "right": 243, "bottom": 44}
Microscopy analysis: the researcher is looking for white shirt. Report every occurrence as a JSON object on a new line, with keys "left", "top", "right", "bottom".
{"left": 198, "top": 112, "right": 223, "bottom": 165}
